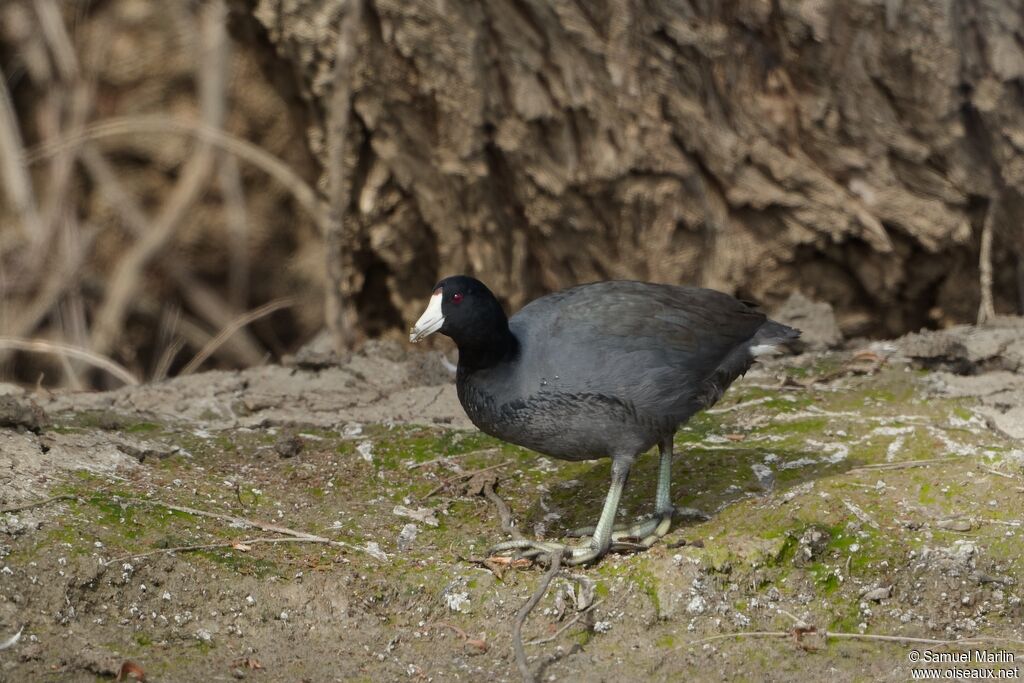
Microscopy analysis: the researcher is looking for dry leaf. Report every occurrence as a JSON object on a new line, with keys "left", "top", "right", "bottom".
{"left": 116, "top": 660, "right": 146, "bottom": 682}
{"left": 231, "top": 657, "right": 264, "bottom": 670}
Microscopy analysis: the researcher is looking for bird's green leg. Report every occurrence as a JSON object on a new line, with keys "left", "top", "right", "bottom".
{"left": 568, "top": 438, "right": 675, "bottom": 546}
{"left": 490, "top": 458, "right": 632, "bottom": 566}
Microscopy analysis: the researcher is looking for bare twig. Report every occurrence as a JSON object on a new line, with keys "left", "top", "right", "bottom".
{"left": 115, "top": 496, "right": 386, "bottom": 561}
{"left": 435, "top": 622, "right": 488, "bottom": 652}
{"left": 105, "top": 535, "right": 334, "bottom": 567}
{"left": 848, "top": 457, "right": 963, "bottom": 473}
{"left": 978, "top": 197, "right": 997, "bottom": 324}
{"left": 525, "top": 599, "right": 604, "bottom": 646}
{"left": 0, "top": 224, "right": 96, "bottom": 341}
{"left": 179, "top": 297, "right": 294, "bottom": 375}
{"left": 0, "top": 337, "right": 138, "bottom": 385}
{"left": 79, "top": 145, "right": 265, "bottom": 366}
{"left": 513, "top": 551, "right": 563, "bottom": 683}
{"left": 325, "top": 0, "right": 365, "bottom": 353}
{"left": 841, "top": 499, "right": 880, "bottom": 530}
{"left": 56, "top": 221, "right": 93, "bottom": 388}
{"left": 218, "top": 155, "right": 250, "bottom": 308}
{"left": 0, "top": 494, "right": 77, "bottom": 515}
{"left": 407, "top": 448, "right": 501, "bottom": 469}
{"left": 0, "top": 62, "right": 42, "bottom": 243}
{"left": 979, "top": 466, "right": 1016, "bottom": 480}
{"left": 30, "top": 0, "right": 93, "bottom": 265}
{"left": 682, "top": 629, "right": 1024, "bottom": 649}
{"left": 152, "top": 337, "right": 186, "bottom": 382}
{"left": 88, "top": 2, "right": 227, "bottom": 357}
{"left": 27, "top": 116, "right": 328, "bottom": 230}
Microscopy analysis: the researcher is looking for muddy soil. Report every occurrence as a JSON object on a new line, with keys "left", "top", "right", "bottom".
{"left": 2, "top": 321, "right": 1024, "bottom": 682}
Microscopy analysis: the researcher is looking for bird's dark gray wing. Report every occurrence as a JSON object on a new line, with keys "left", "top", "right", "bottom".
{"left": 509, "top": 281, "right": 766, "bottom": 418}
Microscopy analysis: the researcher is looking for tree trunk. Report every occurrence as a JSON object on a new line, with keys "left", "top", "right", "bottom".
{"left": 231, "top": 0, "right": 1024, "bottom": 337}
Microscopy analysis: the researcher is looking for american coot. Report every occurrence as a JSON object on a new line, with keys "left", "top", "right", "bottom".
{"left": 410, "top": 276, "right": 799, "bottom": 565}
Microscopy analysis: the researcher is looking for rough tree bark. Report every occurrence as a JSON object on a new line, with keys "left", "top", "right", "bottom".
{"left": 231, "top": 0, "right": 1024, "bottom": 337}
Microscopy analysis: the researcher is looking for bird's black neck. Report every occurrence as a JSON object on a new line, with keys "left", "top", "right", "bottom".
{"left": 456, "top": 324, "right": 518, "bottom": 372}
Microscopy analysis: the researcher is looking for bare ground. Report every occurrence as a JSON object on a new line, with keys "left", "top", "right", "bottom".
{"left": 2, "top": 321, "right": 1024, "bottom": 682}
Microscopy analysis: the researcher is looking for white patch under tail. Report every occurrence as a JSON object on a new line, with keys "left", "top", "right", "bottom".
{"left": 749, "top": 343, "right": 781, "bottom": 357}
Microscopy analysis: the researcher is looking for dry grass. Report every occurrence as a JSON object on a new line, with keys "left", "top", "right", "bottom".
{"left": 0, "top": 1, "right": 337, "bottom": 389}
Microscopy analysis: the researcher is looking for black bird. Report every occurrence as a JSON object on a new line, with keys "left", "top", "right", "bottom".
{"left": 410, "top": 276, "right": 799, "bottom": 565}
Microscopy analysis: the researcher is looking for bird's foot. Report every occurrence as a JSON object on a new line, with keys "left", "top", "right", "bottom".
{"left": 566, "top": 510, "right": 673, "bottom": 548}
{"left": 488, "top": 538, "right": 641, "bottom": 566}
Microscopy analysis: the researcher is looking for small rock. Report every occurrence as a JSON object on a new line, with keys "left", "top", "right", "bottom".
{"left": 750, "top": 463, "right": 775, "bottom": 490}
{"left": 772, "top": 292, "right": 842, "bottom": 350}
{"left": 686, "top": 595, "right": 707, "bottom": 615}
{"left": 795, "top": 526, "right": 831, "bottom": 566}
{"left": 195, "top": 628, "right": 213, "bottom": 642}
{"left": 937, "top": 518, "right": 973, "bottom": 532}
{"left": 274, "top": 433, "right": 304, "bottom": 459}
{"left": 286, "top": 330, "right": 347, "bottom": 369}
{"left": 397, "top": 523, "right": 418, "bottom": 551}
{"left": 952, "top": 541, "right": 977, "bottom": 563}
{"left": 360, "top": 542, "right": 386, "bottom": 561}
{"left": 356, "top": 441, "right": 374, "bottom": 463}
{"left": 393, "top": 505, "right": 439, "bottom": 527}
{"left": 862, "top": 586, "right": 892, "bottom": 602}
{"left": 0, "top": 395, "right": 48, "bottom": 432}
{"left": 112, "top": 436, "right": 177, "bottom": 463}
{"left": 444, "top": 591, "right": 470, "bottom": 612}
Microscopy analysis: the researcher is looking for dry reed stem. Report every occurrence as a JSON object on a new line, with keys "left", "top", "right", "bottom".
{"left": 88, "top": 2, "right": 227, "bottom": 357}
{"left": 978, "top": 197, "right": 996, "bottom": 324}
{"left": 115, "top": 496, "right": 386, "bottom": 562}
{"left": 179, "top": 297, "right": 295, "bottom": 375}
{"left": 0, "top": 336, "right": 137, "bottom": 385}
{"left": 0, "top": 494, "right": 77, "bottom": 515}
{"left": 218, "top": 155, "right": 250, "bottom": 308}
{"left": 79, "top": 145, "right": 265, "bottom": 366}
{"left": 153, "top": 337, "right": 185, "bottom": 382}
{"left": 105, "top": 536, "right": 338, "bottom": 567}
{"left": 324, "top": 0, "right": 365, "bottom": 353}
{"left": 1, "top": 225, "right": 97, "bottom": 342}
{"left": 30, "top": 0, "right": 92, "bottom": 270}
{"left": 26, "top": 115, "right": 328, "bottom": 231}
{"left": 682, "top": 629, "right": 1024, "bottom": 650}
{"left": 0, "top": 65, "right": 42, "bottom": 244}
{"left": 523, "top": 599, "right": 603, "bottom": 646}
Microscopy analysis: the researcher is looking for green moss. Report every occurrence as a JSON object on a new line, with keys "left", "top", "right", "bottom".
{"left": 809, "top": 562, "right": 841, "bottom": 594}
{"left": 655, "top": 634, "right": 676, "bottom": 648}
{"left": 769, "top": 534, "right": 798, "bottom": 566}
{"left": 594, "top": 561, "right": 662, "bottom": 616}
{"left": 125, "top": 422, "right": 162, "bottom": 434}
{"left": 918, "top": 483, "right": 935, "bottom": 505}
{"left": 193, "top": 548, "right": 278, "bottom": 577}
{"left": 829, "top": 602, "right": 862, "bottom": 633}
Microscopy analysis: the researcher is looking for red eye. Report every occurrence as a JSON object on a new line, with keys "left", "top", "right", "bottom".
{"left": 452, "top": 293, "right": 463, "bottom": 304}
